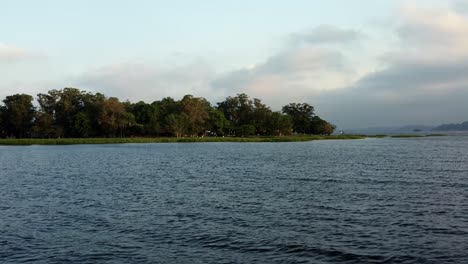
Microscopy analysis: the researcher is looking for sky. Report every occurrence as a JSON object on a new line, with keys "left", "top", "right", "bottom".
{"left": 1, "top": 0, "right": 468, "bottom": 129}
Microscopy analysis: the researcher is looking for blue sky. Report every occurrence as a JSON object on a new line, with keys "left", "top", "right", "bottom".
{"left": 1, "top": 0, "right": 467, "bottom": 128}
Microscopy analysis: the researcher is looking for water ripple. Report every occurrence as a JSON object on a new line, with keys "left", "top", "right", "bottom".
{"left": 1, "top": 137, "right": 468, "bottom": 263}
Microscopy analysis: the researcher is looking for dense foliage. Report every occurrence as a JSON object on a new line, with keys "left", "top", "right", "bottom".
{"left": 0, "top": 88, "right": 335, "bottom": 138}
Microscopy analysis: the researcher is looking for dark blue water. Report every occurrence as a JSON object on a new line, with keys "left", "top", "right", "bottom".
{"left": 1, "top": 137, "right": 468, "bottom": 263}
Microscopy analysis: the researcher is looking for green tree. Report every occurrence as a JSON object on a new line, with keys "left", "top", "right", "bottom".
{"left": 311, "top": 117, "right": 336, "bottom": 135}
{"left": 181, "top": 95, "right": 210, "bottom": 136}
{"left": 98, "top": 97, "right": 132, "bottom": 137}
{"left": 37, "top": 88, "right": 104, "bottom": 137}
{"left": 208, "top": 109, "right": 229, "bottom": 136}
{"left": 1, "top": 94, "right": 35, "bottom": 138}
{"left": 166, "top": 113, "right": 189, "bottom": 138}
{"left": 153, "top": 97, "right": 180, "bottom": 135}
{"left": 130, "top": 101, "right": 160, "bottom": 135}
{"left": 251, "top": 98, "right": 273, "bottom": 135}
{"left": 282, "top": 102, "right": 315, "bottom": 134}
{"left": 74, "top": 112, "right": 93, "bottom": 137}
{"left": 217, "top": 93, "right": 254, "bottom": 126}
{"left": 217, "top": 93, "right": 256, "bottom": 135}
{"left": 235, "top": 124, "right": 256, "bottom": 137}
{"left": 267, "top": 112, "right": 293, "bottom": 136}
{"left": 33, "top": 111, "right": 62, "bottom": 138}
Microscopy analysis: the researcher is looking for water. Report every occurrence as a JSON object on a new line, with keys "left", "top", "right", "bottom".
{"left": 1, "top": 137, "right": 467, "bottom": 263}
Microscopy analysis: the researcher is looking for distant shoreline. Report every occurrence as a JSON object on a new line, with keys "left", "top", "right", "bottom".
{"left": 0, "top": 134, "right": 447, "bottom": 145}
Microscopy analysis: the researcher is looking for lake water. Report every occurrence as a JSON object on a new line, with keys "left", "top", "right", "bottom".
{"left": 1, "top": 137, "right": 467, "bottom": 263}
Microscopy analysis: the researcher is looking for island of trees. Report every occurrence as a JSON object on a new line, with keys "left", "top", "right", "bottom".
{"left": 0, "top": 88, "right": 335, "bottom": 139}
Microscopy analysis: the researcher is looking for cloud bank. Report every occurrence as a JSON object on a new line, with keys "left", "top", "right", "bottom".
{"left": 325, "top": 4, "right": 468, "bottom": 128}
{"left": 77, "top": 60, "right": 216, "bottom": 102}
{"left": 5, "top": 2, "right": 467, "bottom": 129}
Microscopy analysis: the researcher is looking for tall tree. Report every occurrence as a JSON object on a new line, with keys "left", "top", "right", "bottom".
{"left": 98, "top": 97, "right": 133, "bottom": 137}
{"left": 180, "top": 95, "right": 210, "bottom": 136}
{"left": 282, "top": 103, "right": 315, "bottom": 134}
{"left": 267, "top": 112, "right": 293, "bottom": 136}
{"left": 208, "top": 109, "right": 229, "bottom": 136}
{"left": 252, "top": 98, "right": 273, "bottom": 135}
{"left": 1, "top": 94, "right": 35, "bottom": 138}
{"left": 33, "top": 112, "right": 62, "bottom": 138}
{"left": 36, "top": 88, "right": 106, "bottom": 137}
{"left": 153, "top": 97, "right": 180, "bottom": 135}
{"left": 217, "top": 93, "right": 255, "bottom": 135}
{"left": 166, "top": 113, "right": 189, "bottom": 138}
{"left": 130, "top": 101, "right": 160, "bottom": 135}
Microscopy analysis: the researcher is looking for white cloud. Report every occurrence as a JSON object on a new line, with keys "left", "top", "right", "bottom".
{"left": 76, "top": 60, "right": 217, "bottom": 102}
{"left": 316, "top": 4, "right": 468, "bottom": 128}
{"left": 211, "top": 24, "right": 366, "bottom": 108}
{"left": 211, "top": 47, "right": 359, "bottom": 108}
{"left": 5, "top": 3, "right": 465, "bottom": 129}
{"left": 397, "top": 4, "right": 468, "bottom": 58}
{"left": 0, "top": 43, "right": 37, "bottom": 63}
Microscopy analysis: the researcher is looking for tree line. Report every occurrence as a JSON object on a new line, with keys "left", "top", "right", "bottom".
{"left": 0, "top": 88, "right": 335, "bottom": 138}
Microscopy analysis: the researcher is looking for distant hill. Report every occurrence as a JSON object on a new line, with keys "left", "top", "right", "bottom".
{"left": 433, "top": 121, "right": 468, "bottom": 131}
{"left": 345, "top": 121, "right": 468, "bottom": 135}
{"left": 345, "top": 125, "right": 434, "bottom": 135}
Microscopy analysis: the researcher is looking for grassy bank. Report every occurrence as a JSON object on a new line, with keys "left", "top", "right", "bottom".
{"left": 0, "top": 135, "right": 366, "bottom": 145}
{"left": 0, "top": 134, "right": 449, "bottom": 145}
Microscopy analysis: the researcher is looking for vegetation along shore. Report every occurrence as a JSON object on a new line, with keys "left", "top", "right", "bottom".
{"left": 1, "top": 88, "right": 337, "bottom": 140}
{"left": 0, "top": 134, "right": 447, "bottom": 146}
{"left": 0, "top": 88, "right": 447, "bottom": 145}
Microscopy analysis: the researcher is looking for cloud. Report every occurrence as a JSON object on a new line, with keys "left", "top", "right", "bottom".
{"left": 357, "top": 58, "right": 468, "bottom": 95}
{"left": 211, "top": 46, "right": 358, "bottom": 107}
{"left": 76, "top": 60, "right": 217, "bottom": 102}
{"left": 23, "top": 4, "right": 468, "bottom": 129}
{"left": 0, "top": 79, "right": 58, "bottom": 102}
{"left": 357, "top": 5, "right": 468, "bottom": 96}
{"left": 290, "top": 25, "right": 363, "bottom": 45}
{"left": 396, "top": 4, "right": 468, "bottom": 57}
{"left": 0, "top": 43, "right": 38, "bottom": 63}
{"left": 314, "top": 5, "right": 468, "bottom": 128}
{"left": 210, "top": 23, "right": 369, "bottom": 108}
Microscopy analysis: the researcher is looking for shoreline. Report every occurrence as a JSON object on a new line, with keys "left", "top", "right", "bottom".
{"left": 0, "top": 134, "right": 447, "bottom": 145}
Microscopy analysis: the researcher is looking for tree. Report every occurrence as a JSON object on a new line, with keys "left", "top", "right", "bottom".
{"left": 217, "top": 93, "right": 256, "bottom": 135}
{"left": 33, "top": 111, "right": 62, "bottom": 138}
{"left": 251, "top": 98, "right": 273, "bottom": 135}
{"left": 1, "top": 89, "right": 334, "bottom": 138}
{"left": 130, "top": 101, "right": 160, "bottom": 135}
{"left": 267, "top": 112, "right": 293, "bottom": 136}
{"left": 166, "top": 113, "right": 189, "bottom": 138}
{"left": 74, "top": 112, "right": 94, "bottom": 137}
{"left": 1, "top": 94, "right": 35, "bottom": 138}
{"left": 217, "top": 93, "right": 255, "bottom": 126}
{"left": 153, "top": 97, "right": 180, "bottom": 135}
{"left": 235, "top": 124, "right": 256, "bottom": 137}
{"left": 98, "top": 97, "right": 131, "bottom": 137}
{"left": 180, "top": 95, "right": 210, "bottom": 136}
{"left": 36, "top": 88, "right": 104, "bottom": 137}
{"left": 0, "top": 108, "right": 4, "bottom": 137}
{"left": 282, "top": 103, "right": 315, "bottom": 134}
{"left": 311, "top": 117, "right": 336, "bottom": 135}
{"left": 208, "top": 109, "right": 229, "bottom": 136}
